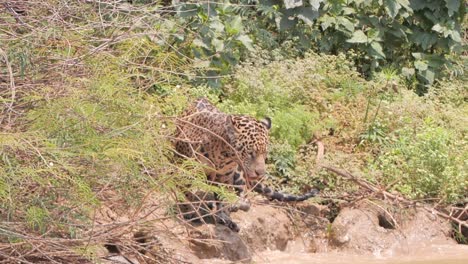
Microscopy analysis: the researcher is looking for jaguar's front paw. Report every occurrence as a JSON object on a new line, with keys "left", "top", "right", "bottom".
{"left": 238, "top": 200, "right": 250, "bottom": 212}
{"left": 216, "top": 211, "right": 240, "bottom": 232}
{"left": 230, "top": 199, "right": 251, "bottom": 212}
{"left": 228, "top": 221, "right": 240, "bottom": 232}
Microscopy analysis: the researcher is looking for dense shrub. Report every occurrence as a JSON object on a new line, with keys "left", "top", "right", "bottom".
{"left": 0, "top": 70, "right": 199, "bottom": 236}
{"left": 373, "top": 121, "right": 466, "bottom": 203}
{"left": 172, "top": 0, "right": 465, "bottom": 91}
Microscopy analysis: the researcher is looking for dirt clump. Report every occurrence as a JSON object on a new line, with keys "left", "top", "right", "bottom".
{"left": 330, "top": 201, "right": 454, "bottom": 256}
{"left": 186, "top": 199, "right": 329, "bottom": 262}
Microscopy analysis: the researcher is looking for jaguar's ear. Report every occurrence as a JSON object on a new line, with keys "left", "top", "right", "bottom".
{"left": 260, "top": 117, "right": 271, "bottom": 130}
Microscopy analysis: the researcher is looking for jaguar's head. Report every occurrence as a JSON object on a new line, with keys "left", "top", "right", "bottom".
{"left": 227, "top": 115, "right": 271, "bottom": 180}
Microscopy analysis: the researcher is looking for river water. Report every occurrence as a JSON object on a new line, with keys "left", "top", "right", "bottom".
{"left": 253, "top": 244, "right": 468, "bottom": 264}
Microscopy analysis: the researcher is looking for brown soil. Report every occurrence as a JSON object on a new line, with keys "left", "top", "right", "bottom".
{"left": 329, "top": 201, "right": 455, "bottom": 255}
{"left": 94, "top": 193, "right": 465, "bottom": 264}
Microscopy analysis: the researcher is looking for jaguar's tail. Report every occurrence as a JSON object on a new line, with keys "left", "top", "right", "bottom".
{"left": 252, "top": 182, "right": 319, "bottom": 202}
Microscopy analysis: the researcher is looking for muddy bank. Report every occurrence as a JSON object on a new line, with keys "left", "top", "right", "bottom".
{"left": 190, "top": 200, "right": 461, "bottom": 263}
{"left": 97, "top": 196, "right": 467, "bottom": 263}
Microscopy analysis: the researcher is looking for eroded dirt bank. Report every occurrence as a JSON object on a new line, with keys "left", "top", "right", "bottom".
{"left": 97, "top": 196, "right": 468, "bottom": 263}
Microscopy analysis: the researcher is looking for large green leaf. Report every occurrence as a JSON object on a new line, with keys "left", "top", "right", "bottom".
{"left": 227, "top": 16, "right": 243, "bottom": 35}
{"left": 209, "top": 19, "right": 225, "bottom": 33}
{"left": 278, "top": 16, "right": 297, "bottom": 31}
{"left": 449, "top": 30, "right": 461, "bottom": 42}
{"left": 193, "top": 38, "right": 209, "bottom": 49}
{"left": 212, "top": 38, "right": 224, "bottom": 52}
{"left": 337, "top": 17, "right": 354, "bottom": 32}
{"left": 410, "top": 0, "right": 429, "bottom": 10}
{"left": 414, "top": 60, "right": 428, "bottom": 71}
{"left": 370, "top": 42, "right": 386, "bottom": 58}
{"left": 347, "top": 30, "right": 368, "bottom": 43}
{"left": 367, "top": 28, "right": 383, "bottom": 42}
{"left": 445, "top": 0, "right": 460, "bottom": 17}
{"left": 320, "top": 15, "right": 335, "bottom": 30}
{"left": 310, "top": 0, "right": 323, "bottom": 10}
{"left": 284, "top": 0, "right": 303, "bottom": 9}
{"left": 411, "top": 31, "right": 438, "bottom": 50}
{"left": 401, "top": 67, "right": 415, "bottom": 78}
{"left": 420, "top": 69, "right": 435, "bottom": 84}
{"left": 384, "top": 0, "right": 401, "bottom": 18}
{"left": 397, "top": 0, "right": 412, "bottom": 11}
{"left": 236, "top": 35, "right": 254, "bottom": 51}
{"left": 297, "top": 7, "right": 319, "bottom": 26}
{"left": 432, "top": 24, "right": 448, "bottom": 35}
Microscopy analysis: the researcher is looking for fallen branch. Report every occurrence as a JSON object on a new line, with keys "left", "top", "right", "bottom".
{"left": 321, "top": 164, "right": 468, "bottom": 229}
{"left": 312, "top": 140, "right": 467, "bottom": 230}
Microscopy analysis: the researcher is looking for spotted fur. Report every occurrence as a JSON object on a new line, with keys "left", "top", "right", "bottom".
{"left": 174, "top": 98, "right": 318, "bottom": 231}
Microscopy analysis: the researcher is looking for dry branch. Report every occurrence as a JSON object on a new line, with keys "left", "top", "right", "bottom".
{"left": 313, "top": 140, "right": 468, "bottom": 230}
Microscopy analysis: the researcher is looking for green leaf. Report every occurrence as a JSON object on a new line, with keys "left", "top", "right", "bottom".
{"left": 396, "top": 0, "right": 412, "bottom": 11}
{"left": 347, "top": 30, "right": 368, "bottom": 43}
{"left": 370, "top": 42, "right": 386, "bottom": 58}
{"left": 432, "top": 24, "right": 453, "bottom": 38}
{"left": 202, "top": 3, "right": 218, "bottom": 17}
{"left": 227, "top": 16, "right": 243, "bottom": 35}
{"left": 309, "top": 0, "right": 323, "bottom": 10}
{"left": 209, "top": 19, "right": 225, "bottom": 33}
{"left": 449, "top": 30, "right": 461, "bottom": 42}
{"left": 411, "top": 31, "right": 437, "bottom": 50}
{"left": 284, "top": 0, "right": 303, "bottom": 9}
{"left": 212, "top": 38, "right": 224, "bottom": 52}
{"left": 320, "top": 15, "right": 335, "bottom": 30}
{"left": 337, "top": 17, "right": 354, "bottom": 32}
{"left": 297, "top": 7, "right": 319, "bottom": 26}
{"left": 410, "top": 0, "right": 428, "bottom": 10}
{"left": 414, "top": 60, "right": 428, "bottom": 71}
{"left": 411, "top": 52, "right": 423, "bottom": 60}
{"left": 278, "top": 16, "right": 297, "bottom": 31}
{"left": 193, "top": 38, "right": 209, "bottom": 49}
{"left": 367, "top": 28, "right": 383, "bottom": 41}
{"left": 445, "top": 0, "right": 460, "bottom": 17}
{"left": 425, "top": 55, "right": 446, "bottom": 68}
{"left": 401, "top": 67, "right": 415, "bottom": 78}
{"left": 420, "top": 69, "right": 435, "bottom": 84}
{"left": 384, "top": 0, "right": 401, "bottom": 18}
{"left": 342, "top": 7, "right": 356, "bottom": 15}
{"left": 236, "top": 35, "right": 254, "bottom": 51}
{"left": 431, "top": 24, "right": 445, "bottom": 33}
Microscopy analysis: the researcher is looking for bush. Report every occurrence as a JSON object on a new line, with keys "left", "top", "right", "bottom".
{"left": 1, "top": 72, "right": 175, "bottom": 236}
{"left": 218, "top": 52, "right": 466, "bottom": 203}
{"left": 173, "top": 0, "right": 465, "bottom": 90}
{"left": 373, "top": 120, "right": 467, "bottom": 203}
{"left": 208, "top": 53, "right": 373, "bottom": 187}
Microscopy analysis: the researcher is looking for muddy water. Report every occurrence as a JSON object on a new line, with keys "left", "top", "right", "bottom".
{"left": 254, "top": 244, "right": 468, "bottom": 264}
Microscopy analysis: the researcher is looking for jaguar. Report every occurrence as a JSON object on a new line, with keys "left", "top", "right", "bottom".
{"left": 174, "top": 98, "right": 318, "bottom": 231}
